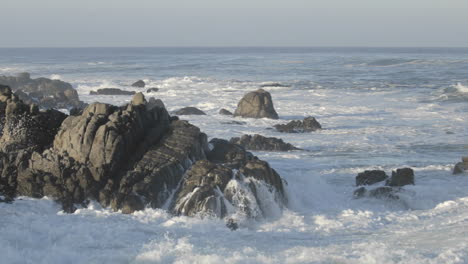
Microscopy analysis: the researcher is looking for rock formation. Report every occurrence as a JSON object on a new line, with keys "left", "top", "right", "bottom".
{"left": 353, "top": 168, "right": 414, "bottom": 200}
{"left": 146, "top": 88, "right": 159, "bottom": 93}
{"left": 453, "top": 157, "right": 468, "bottom": 174}
{"left": 132, "top": 80, "right": 145, "bottom": 88}
{"left": 0, "top": 72, "right": 84, "bottom": 109}
{"left": 89, "top": 88, "right": 136, "bottom": 95}
{"left": 274, "top": 116, "right": 322, "bottom": 133}
{"left": 229, "top": 134, "right": 300, "bottom": 151}
{"left": 233, "top": 89, "right": 279, "bottom": 119}
{"left": 174, "top": 107, "right": 206, "bottom": 115}
{"left": 0, "top": 86, "right": 288, "bottom": 220}
{"left": 219, "top": 108, "right": 233, "bottom": 116}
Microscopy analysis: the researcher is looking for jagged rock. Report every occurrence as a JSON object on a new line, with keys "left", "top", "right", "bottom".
{"left": 207, "top": 138, "right": 254, "bottom": 169}
{"left": 132, "top": 92, "right": 146, "bottom": 106}
{"left": 132, "top": 80, "right": 145, "bottom": 88}
{"left": 386, "top": 168, "right": 414, "bottom": 187}
{"left": 146, "top": 88, "right": 159, "bottom": 93}
{"left": 453, "top": 157, "right": 468, "bottom": 174}
{"left": 219, "top": 108, "right": 233, "bottom": 115}
{"left": 174, "top": 107, "right": 206, "bottom": 116}
{"left": 274, "top": 116, "right": 321, "bottom": 133}
{"left": 147, "top": 97, "right": 165, "bottom": 110}
{"left": 356, "top": 170, "right": 388, "bottom": 186}
{"left": 233, "top": 89, "right": 278, "bottom": 119}
{"left": 229, "top": 134, "right": 299, "bottom": 151}
{"left": 354, "top": 186, "right": 399, "bottom": 199}
{"left": 89, "top": 88, "right": 136, "bottom": 95}
{"left": 226, "top": 218, "right": 238, "bottom": 230}
{"left": 0, "top": 72, "right": 83, "bottom": 109}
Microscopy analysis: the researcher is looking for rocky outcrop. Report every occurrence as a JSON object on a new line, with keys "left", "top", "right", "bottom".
{"left": 233, "top": 89, "right": 279, "bottom": 119}
{"left": 356, "top": 170, "right": 388, "bottom": 186}
{"left": 174, "top": 107, "right": 206, "bottom": 116}
{"left": 0, "top": 88, "right": 288, "bottom": 220}
{"left": 353, "top": 167, "right": 414, "bottom": 200}
{"left": 453, "top": 157, "right": 468, "bottom": 174}
{"left": 274, "top": 117, "right": 321, "bottom": 133}
{"left": 0, "top": 72, "right": 84, "bottom": 109}
{"left": 132, "top": 80, "right": 145, "bottom": 88}
{"left": 219, "top": 108, "right": 233, "bottom": 116}
{"left": 89, "top": 88, "right": 136, "bottom": 95}
{"left": 146, "top": 88, "right": 159, "bottom": 93}
{"left": 229, "top": 134, "right": 299, "bottom": 151}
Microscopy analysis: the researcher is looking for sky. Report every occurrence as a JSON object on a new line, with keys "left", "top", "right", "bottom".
{"left": 1, "top": 0, "right": 468, "bottom": 48}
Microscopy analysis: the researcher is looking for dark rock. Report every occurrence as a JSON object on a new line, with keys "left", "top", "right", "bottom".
{"left": 174, "top": 107, "right": 206, "bottom": 116}
{"left": 0, "top": 73, "right": 84, "bottom": 110}
{"left": 207, "top": 138, "right": 254, "bottom": 169}
{"left": 453, "top": 157, "right": 468, "bottom": 174}
{"left": 386, "top": 168, "right": 414, "bottom": 187}
{"left": 233, "top": 89, "right": 279, "bottom": 119}
{"left": 369, "top": 187, "right": 399, "bottom": 199}
{"left": 219, "top": 108, "right": 233, "bottom": 115}
{"left": 221, "top": 121, "right": 247, "bottom": 125}
{"left": 226, "top": 218, "right": 238, "bottom": 230}
{"left": 356, "top": 170, "right": 388, "bottom": 186}
{"left": 229, "top": 134, "right": 299, "bottom": 151}
{"left": 89, "top": 88, "right": 136, "bottom": 95}
{"left": 146, "top": 88, "right": 159, "bottom": 93}
{"left": 274, "top": 116, "right": 321, "bottom": 133}
{"left": 132, "top": 80, "right": 146, "bottom": 88}
{"left": 353, "top": 187, "right": 367, "bottom": 198}
{"left": 260, "top": 82, "right": 290, "bottom": 88}
{"left": 147, "top": 97, "right": 165, "bottom": 110}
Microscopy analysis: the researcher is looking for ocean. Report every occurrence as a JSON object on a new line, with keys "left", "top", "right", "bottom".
{"left": 1, "top": 47, "right": 468, "bottom": 263}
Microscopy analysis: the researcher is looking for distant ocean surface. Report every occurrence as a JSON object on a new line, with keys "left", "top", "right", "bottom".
{"left": 1, "top": 47, "right": 468, "bottom": 263}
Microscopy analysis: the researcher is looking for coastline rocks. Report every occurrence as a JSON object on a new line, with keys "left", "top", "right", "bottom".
{"left": 174, "top": 107, "right": 206, "bottom": 116}
{"left": 0, "top": 90, "right": 288, "bottom": 220}
{"left": 0, "top": 72, "right": 83, "bottom": 109}
{"left": 90, "top": 88, "right": 136, "bottom": 95}
{"left": 132, "top": 80, "right": 145, "bottom": 88}
{"left": 453, "top": 157, "right": 468, "bottom": 174}
{"left": 219, "top": 108, "right": 233, "bottom": 116}
{"left": 146, "top": 88, "right": 159, "bottom": 93}
{"left": 229, "top": 134, "right": 299, "bottom": 151}
{"left": 356, "top": 170, "right": 388, "bottom": 186}
{"left": 233, "top": 89, "right": 279, "bottom": 119}
{"left": 353, "top": 167, "right": 414, "bottom": 200}
{"left": 274, "top": 116, "right": 321, "bottom": 133}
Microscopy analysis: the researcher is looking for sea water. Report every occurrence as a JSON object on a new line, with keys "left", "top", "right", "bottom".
{"left": 0, "top": 47, "right": 467, "bottom": 263}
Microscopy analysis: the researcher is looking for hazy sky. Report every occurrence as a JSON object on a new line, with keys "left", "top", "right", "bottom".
{"left": 2, "top": 0, "right": 468, "bottom": 47}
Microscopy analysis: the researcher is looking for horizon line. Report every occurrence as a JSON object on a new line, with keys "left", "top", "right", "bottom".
{"left": 1, "top": 45, "right": 468, "bottom": 49}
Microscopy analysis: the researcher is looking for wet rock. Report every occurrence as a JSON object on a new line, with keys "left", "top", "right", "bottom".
{"left": 386, "top": 168, "right": 414, "bottom": 187}
{"left": 233, "top": 89, "right": 278, "bottom": 119}
{"left": 229, "top": 134, "right": 299, "bottom": 151}
{"left": 219, "top": 108, "right": 233, "bottom": 115}
{"left": 132, "top": 80, "right": 145, "bottom": 88}
{"left": 453, "top": 157, "right": 468, "bottom": 174}
{"left": 147, "top": 97, "right": 165, "bottom": 110}
{"left": 0, "top": 72, "right": 84, "bottom": 109}
{"left": 174, "top": 107, "right": 206, "bottom": 116}
{"left": 207, "top": 138, "right": 254, "bottom": 169}
{"left": 353, "top": 186, "right": 399, "bottom": 200}
{"left": 221, "top": 121, "right": 246, "bottom": 125}
{"left": 89, "top": 88, "right": 136, "bottom": 95}
{"left": 226, "top": 218, "right": 238, "bottom": 230}
{"left": 356, "top": 170, "right": 388, "bottom": 186}
{"left": 274, "top": 116, "right": 321, "bottom": 133}
{"left": 146, "top": 88, "right": 159, "bottom": 93}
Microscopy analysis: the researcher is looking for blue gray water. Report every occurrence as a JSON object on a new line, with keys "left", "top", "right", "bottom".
{"left": 1, "top": 47, "right": 468, "bottom": 263}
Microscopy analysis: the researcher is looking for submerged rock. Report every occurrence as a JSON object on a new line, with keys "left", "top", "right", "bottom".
{"left": 453, "top": 157, "right": 468, "bottom": 174}
{"left": 353, "top": 167, "right": 414, "bottom": 200}
{"left": 174, "top": 107, "right": 206, "bottom": 116}
{"left": 146, "top": 88, "right": 159, "bottom": 93}
{"left": 260, "top": 82, "right": 290, "bottom": 88}
{"left": 219, "top": 108, "right": 233, "bottom": 116}
{"left": 89, "top": 88, "right": 136, "bottom": 95}
{"left": 229, "top": 134, "right": 299, "bottom": 151}
{"left": 234, "top": 89, "right": 279, "bottom": 119}
{"left": 132, "top": 80, "right": 145, "bottom": 88}
{"left": 0, "top": 72, "right": 84, "bottom": 109}
{"left": 274, "top": 116, "right": 322, "bottom": 133}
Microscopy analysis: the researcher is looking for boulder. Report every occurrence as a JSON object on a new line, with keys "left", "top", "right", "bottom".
{"left": 0, "top": 72, "right": 84, "bottom": 109}
{"left": 132, "top": 80, "right": 145, "bottom": 88}
{"left": 453, "top": 157, "right": 468, "bottom": 174}
{"left": 89, "top": 88, "right": 136, "bottom": 95}
{"left": 386, "top": 168, "right": 414, "bottom": 187}
{"left": 274, "top": 116, "right": 321, "bottom": 133}
{"left": 146, "top": 88, "right": 159, "bottom": 93}
{"left": 229, "top": 134, "right": 299, "bottom": 151}
{"left": 206, "top": 138, "right": 254, "bottom": 169}
{"left": 219, "top": 108, "right": 233, "bottom": 116}
{"left": 174, "top": 107, "right": 206, "bottom": 116}
{"left": 356, "top": 170, "right": 388, "bottom": 186}
{"left": 233, "top": 89, "right": 278, "bottom": 119}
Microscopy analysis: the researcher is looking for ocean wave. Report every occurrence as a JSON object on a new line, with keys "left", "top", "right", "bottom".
{"left": 434, "top": 83, "right": 468, "bottom": 102}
